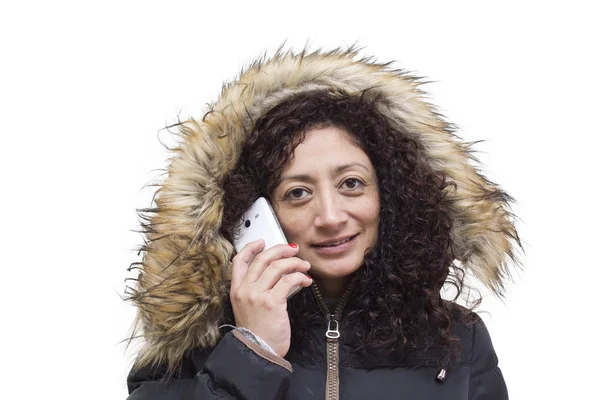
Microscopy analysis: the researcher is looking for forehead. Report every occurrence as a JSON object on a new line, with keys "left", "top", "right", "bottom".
{"left": 284, "top": 127, "right": 371, "bottom": 172}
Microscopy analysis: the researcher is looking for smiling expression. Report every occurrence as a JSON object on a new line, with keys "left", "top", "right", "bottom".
{"left": 271, "top": 126, "right": 380, "bottom": 292}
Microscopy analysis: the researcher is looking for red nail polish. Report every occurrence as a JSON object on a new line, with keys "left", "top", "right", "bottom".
{"left": 289, "top": 243, "right": 298, "bottom": 248}
{"left": 306, "top": 274, "right": 312, "bottom": 279}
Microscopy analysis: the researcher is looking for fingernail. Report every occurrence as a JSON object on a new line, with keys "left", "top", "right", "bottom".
{"left": 289, "top": 243, "right": 298, "bottom": 248}
{"left": 306, "top": 274, "right": 312, "bottom": 279}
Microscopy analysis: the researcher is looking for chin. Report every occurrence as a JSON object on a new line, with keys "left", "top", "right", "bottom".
{"left": 307, "top": 256, "right": 365, "bottom": 279}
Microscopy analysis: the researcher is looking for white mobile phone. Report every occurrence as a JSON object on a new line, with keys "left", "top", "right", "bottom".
{"left": 233, "top": 197, "right": 303, "bottom": 298}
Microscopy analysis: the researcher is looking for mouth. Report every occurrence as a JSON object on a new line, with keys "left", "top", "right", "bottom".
{"left": 312, "top": 234, "right": 359, "bottom": 253}
{"left": 313, "top": 234, "right": 358, "bottom": 247}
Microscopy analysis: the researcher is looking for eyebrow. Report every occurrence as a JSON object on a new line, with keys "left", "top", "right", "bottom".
{"left": 280, "top": 162, "right": 371, "bottom": 182}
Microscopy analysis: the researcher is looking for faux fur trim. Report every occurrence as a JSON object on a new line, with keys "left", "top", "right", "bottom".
{"left": 126, "top": 47, "right": 521, "bottom": 371}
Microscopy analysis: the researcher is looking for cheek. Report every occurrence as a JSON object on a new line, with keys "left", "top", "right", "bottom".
{"left": 367, "top": 188, "right": 381, "bottom": 225}
{"left": 357, "top": 193, "right": 380, "bottom": 225}
{"left": 368, "top": 204, "right": 380, "bottom": 226}
{"left": 277, "top": 209, "right": 307, "bottom": 241}
{"left": 361, "top": 200, "right": 380, "bottom": 243}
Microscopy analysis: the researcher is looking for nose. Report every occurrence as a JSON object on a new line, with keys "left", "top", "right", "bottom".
{"left": 313, "top": 192, "right": 349, "bottom": 229}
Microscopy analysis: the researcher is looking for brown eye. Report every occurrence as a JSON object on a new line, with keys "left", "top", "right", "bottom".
{"left": 285, "top": 188, "right": 309, "bottom": 200}
{"left": 342, "top": 178, "right": 363, "bottom": 190}
{"left": 291, "top": 188, "right": 305, "bottom": 198}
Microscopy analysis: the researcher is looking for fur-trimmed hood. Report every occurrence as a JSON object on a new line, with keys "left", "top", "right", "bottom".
{"left": 127, "top": 48, "right": 520, "bottom": 370}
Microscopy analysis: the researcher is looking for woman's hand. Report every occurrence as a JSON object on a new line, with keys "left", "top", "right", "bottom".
{"left": 230, "top": 240, "right": 313, "bottom": 358}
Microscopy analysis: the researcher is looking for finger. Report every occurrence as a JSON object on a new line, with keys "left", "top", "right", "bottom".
{"left": 244, "top": 243, "right": 300, "bottom": 285}
{"left": 252, "top": 257, "right": 310, "bottom": 293}
{"left": 270, "top": 271, "right": 313, "bottom": 302}
{"left": 230, "top": 239, "right": 265, "bottom": 290}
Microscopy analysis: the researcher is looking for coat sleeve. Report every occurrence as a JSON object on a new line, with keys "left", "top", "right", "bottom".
{"left": 127, "top": 331, "right": 292, "bottom": 400}
{"left": 468, "top": 317, "right": 509, "bottom": 400}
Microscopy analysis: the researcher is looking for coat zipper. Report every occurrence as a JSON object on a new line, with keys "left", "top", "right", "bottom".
{"left": 312, "top": 279, "right": 356, "bottom": 400}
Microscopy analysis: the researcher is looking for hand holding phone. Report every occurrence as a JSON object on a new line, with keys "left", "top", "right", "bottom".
{"left": 230, "top": 209, "right": 313, "bottom": 357}
{"left": 233, "top": 197, "right": 305, "bottom": 298}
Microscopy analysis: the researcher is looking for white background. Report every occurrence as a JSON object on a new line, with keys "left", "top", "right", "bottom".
{"left": 1, "top": 1, "right": 598, "bottom": 399}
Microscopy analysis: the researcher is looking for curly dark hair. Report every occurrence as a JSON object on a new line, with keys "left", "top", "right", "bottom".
{"left": 220, "top": 89, "right": 477, "bottom": 368}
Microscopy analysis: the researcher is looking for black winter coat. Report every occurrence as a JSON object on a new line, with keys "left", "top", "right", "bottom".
{"left": 127, "top": 312, "right": 507, "bottom": 400}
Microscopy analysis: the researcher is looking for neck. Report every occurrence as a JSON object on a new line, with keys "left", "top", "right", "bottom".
{"left": 317, "top": 275, "right": 352, "bottom": 298}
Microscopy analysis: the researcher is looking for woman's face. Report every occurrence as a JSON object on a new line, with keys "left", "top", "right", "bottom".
{"left": 271, "top": 126, "right": 380, "bottom": 293}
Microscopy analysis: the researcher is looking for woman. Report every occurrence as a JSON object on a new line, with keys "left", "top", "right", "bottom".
{"left": 126, "top": 48, "right": 521, "bottom": 399}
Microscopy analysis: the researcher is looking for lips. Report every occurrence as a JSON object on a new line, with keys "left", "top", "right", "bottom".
{"left": 313, "top": 234, "right": 358, "bottom": 247}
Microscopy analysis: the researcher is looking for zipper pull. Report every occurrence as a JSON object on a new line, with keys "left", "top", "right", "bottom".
{"left": 326, "top": 315, "right": 340, "bottom": 339}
